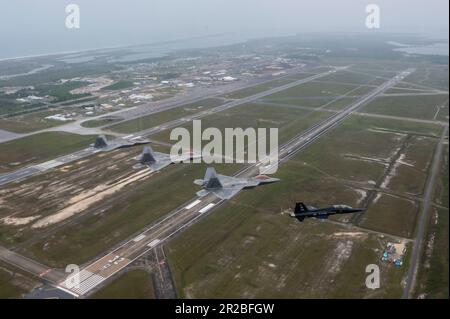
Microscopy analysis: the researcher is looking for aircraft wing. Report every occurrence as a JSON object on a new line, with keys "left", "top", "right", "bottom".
{"left": 217, "top": 174, "right": 240, "bottom": 184}
{"left": 212, "top": 185, "right": 246, "bottom": 200}
{"left": 152, "top": 151, "right": 172, "bottom": 162}
{"left": 147, "top": 160, "right": 172, "bottom": 172}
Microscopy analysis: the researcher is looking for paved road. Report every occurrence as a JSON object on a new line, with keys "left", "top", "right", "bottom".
{"left": 56, "top": 68, "right": 411, "bottom": 297}
{"left": 402, "top": 124, "right": 449, "bottom": 299}
{"left": 0, "top": 138, "right": 146, "bottom": 187}
{"left": 0, "top": 65, "right": 312, "bottom": 143}
{"left": 0, "top": 67, "right": 339, "bottom": 188}
{"left": 124, "top": 67, "right": 347, "bottom": 138}
{"left": 0, "top": 129, "right": 21, "bottom": 143}
{"left": 0, "top": 246, "right": 65, "bottom": 283}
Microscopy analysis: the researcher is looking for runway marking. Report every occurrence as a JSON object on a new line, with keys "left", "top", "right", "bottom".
{"left": 148, "top": 239, "right": 161, "bottom": 248}
{"left": 199, "top": 203, "right": 215, "bottom": 214}
{"left": 123, "top": 134, "right": 134, "bottom": 139}
{"left": 34, "top": 160, "right": 63, "bottom": 171}
{"left": 185, "top": 199, "right": 202, "bottom": 210}
{"left": 55, "top": 285, "right": 80, "bottom": 298}
{"left": 58, "top": 270, "right": 107, "bottom": 296}
{"left": 132, "top": 234, "right": 146, "bottom": 242}
{"left": 39, "top": 268, "right": 52, "bottom": 277}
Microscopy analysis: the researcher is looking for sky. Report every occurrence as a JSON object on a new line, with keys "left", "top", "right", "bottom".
{"left": 0, "top": 0, "right": 448, "bottom": 59}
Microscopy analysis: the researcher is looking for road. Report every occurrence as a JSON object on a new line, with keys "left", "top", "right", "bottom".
{"left": 0, "top": 65, "right": 311, "bottom": 143}
{"left": 0, "top": 67, "right": 340, "bottom": 188}
{"left": 120, "top": 66, "right": 348, "bottom": 138}
{"left": 0, "top": 246, "right": 65, "bottom": 283}
{"left": 0, "top": 139, "right": 146, "bottom": 187}
{"left": 55, "top": 68, "right": 412, "bottom": 297}
{"left": 402, "top": 124, "right": 449, "bottom": 299}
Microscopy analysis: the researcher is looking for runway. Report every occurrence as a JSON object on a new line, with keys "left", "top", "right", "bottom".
{"left": 0, "top": 67, "right": 339, "bottom": 188}
{"left": 56, "top": 68, "right": 412, "bottom": 297}
{"left": 0, "top": 140, "right": 142, "bottom": 187}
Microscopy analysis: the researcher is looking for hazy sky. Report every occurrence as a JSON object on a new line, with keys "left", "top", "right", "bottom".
{"left": 0, "top": 0, "right": 448, "bottom": 58}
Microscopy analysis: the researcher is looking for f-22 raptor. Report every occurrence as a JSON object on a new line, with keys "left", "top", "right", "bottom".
{"left": 91, "top": 135, "right": 149, "bottom": 152}
{"left": 133, "top": 146, "right": 198, "bottom": 171}
{"left": 194, "top": 167, "right": 280, "bottom": 200}
{"left": 289, "top": 202, "right": 365, "bottom": 222}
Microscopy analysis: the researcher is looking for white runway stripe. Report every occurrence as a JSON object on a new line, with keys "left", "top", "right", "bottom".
{"left": 147, "top": 239, "right": 160, "bottom": 248}
{"left": 185, "top": 199, "right": 201, "bottom": 210}
{"left": 133, "top": 234, "right": 146, "bottom": 242}
{"left": 60, "top": 270, "right": 106, "bottom": 295}
{"left": 199, "top": 203, "right": 215, "bottom": 214}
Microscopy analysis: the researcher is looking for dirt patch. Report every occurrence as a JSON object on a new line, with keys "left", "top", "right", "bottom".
{"left": 1, "top": 215, "right": 41, "bottom": 226}
{"left": 31, "top": 169, "right": 153, "bottom": 228}
{"left": 332, "top": 232, "right": 367, "bottom": 239}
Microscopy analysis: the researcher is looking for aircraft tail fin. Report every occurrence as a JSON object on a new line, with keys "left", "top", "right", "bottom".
{"left": 141, "top": 146, "right": 156, "bottom": 164}
{"left": 295, "top": 202, "right": 309, "bottom": 214}
{"left": 204, "top": 167, "right": 223, "bottom": 189}
{"left": 94, "top": 135, "right": 108, "bottom": 148}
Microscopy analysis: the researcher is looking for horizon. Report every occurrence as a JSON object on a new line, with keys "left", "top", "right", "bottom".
{"left": 0, "top": 0, "right": 448, "bottom": 59}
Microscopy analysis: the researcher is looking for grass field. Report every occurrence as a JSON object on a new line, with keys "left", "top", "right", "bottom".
{"left": 20, "top": 161, "right": 242, "bottom": 267}
{"left": 262, "top": 81, "right": 361, "bottom": 108}
{"left": 166, "top": 162, "right": 409, "bottom": 298}
{"left": 0, "top": 267, "right": 25, "bottom": 299}
{"left": 0, "top": 262, "right": 38, "bottom": 299}
{"left": 414, "top": 206, "right": 449, "bottom": 299}
{"left": 81, "top": 117, "right": 121, "bottom": 128}
{"left": 435, "top": 100, "right": 449, "bottom": 122}
{"left": 165, "top": 111, "right": 443, "bottom": 298}
{"left": 402, "top": 67, "right": 449, "bottom": 91}
{"left": 108, "top": 98, "right": 225, "bottom": 134}
{"left": 362, "top": 95, "right": 449, "bottom": 120}
{"left": 359, "top": 194, "right": 418, "bottom": 238}
{"left": 343, "top": 114, "right": 443, "bottom": 137}
{"left": 222, "top": 77, "right": 300, "bottom": 100}
{"left": 317, "top": 69, "right": 376, "bottom": 85}
{"left": 90, "top": 270, "right": 155, "bottom": 299}
{"left": 150, "top": 102, "right": 333, "bottom": 147}
{"left": 0, "top": 132, "right": 95, "bottom": 174}
{"left": 101, "top": 81, "right": 134, "bottom": 91}
{"left": 0, "top": 110, "right": 71, "bottom": 133}
{"left": 434, "top": 144, "right": 449, "bottom": 208}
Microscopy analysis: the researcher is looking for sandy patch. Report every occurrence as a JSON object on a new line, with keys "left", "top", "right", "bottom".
{"left": 332, "top": 232, "right": 367, "bottom": 239}
{"left": 381, "top": 152, "right": 405, "bottom": 189}
{"left": 31, "top": 169, "right": 153, "bottom": 228}
{"left": 344, "top": 154, "right": 388, "bottom": 166}
{"left": 369, "top": 128, "right": 407, "bottom": 138}
{"left": 397, "top": 153, "right": 415, "bottom": 167}
{"left": 354, "top": 188, "right": 367, "bottom": 205}
{"left": 372, "top": 192, "right": 382, "bottom": 205}
{"left": 2, "top": 215, "right": 41, "bottom": 226}
{"left": 328, "top": 241, "right": 353, "bottom": 274}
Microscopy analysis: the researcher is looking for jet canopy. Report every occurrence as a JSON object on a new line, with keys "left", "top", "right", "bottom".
{"left": 332, "top": 204, "right": 352, "bottom": 209}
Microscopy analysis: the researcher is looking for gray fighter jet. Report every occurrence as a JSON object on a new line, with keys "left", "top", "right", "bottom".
{"left": 194, "top": 167, "right": 280, "bottom": 200}
{"left": 91, "top": 135, "right": 149, "bottom": 152}
{"left": 133, "top": 146, "right": 199, "bottom": 171}
{"left": 289, "top": 202, "right": 365, "bottom": 222}
{"left": 133, "top": 146, "right": 173, "bottom": 171}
